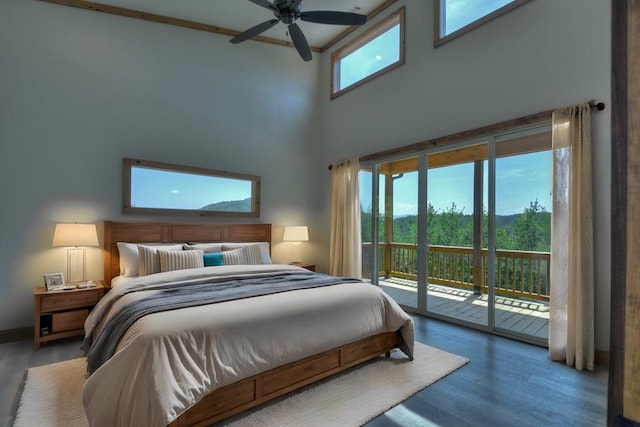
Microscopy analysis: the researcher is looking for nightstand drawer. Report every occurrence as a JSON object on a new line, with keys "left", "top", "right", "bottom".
{"left": 52, "top": 309, "right": 88, "bottom": 332}
{"left": 41, "top": 290, "right": 101, "bottom": 312}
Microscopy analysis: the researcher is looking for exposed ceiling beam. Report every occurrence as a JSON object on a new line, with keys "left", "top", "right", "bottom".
{"left": 41, "top": 0, "right": 397, "bottom": 55}
{"left": 40, "top": 0, "right": 323, "bottom": 52}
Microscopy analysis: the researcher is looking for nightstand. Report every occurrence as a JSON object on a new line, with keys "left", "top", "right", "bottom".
{"left": 291, "top": 263, "right": 316, "bottom": 272}
{"left": 33, "top": 281, "right": 105, "bottom": 350}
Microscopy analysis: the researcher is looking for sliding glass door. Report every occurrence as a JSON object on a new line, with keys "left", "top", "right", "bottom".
{"left": 367, "top": 156, "right": 420, "bottom": 310}
{"left": 492, "top": 130, "right": 551, "bottom": 343}
{"left": 425, "top": 143, "right": 488, "bottom": 327}
{"left": 361, "top": 124, "right": 552, "bottom": 344}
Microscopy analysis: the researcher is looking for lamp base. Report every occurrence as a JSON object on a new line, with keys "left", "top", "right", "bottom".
{"left": 67, "top": 248, "right": 86, "bottom": 283}
{"left": 290, "top": 242, "right": 302, "bottom": 264}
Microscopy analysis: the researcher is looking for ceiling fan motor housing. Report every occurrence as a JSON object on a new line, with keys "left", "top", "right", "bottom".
{"left": 273, "top": 0, "right": 301, "bottom": 24}
{"left": 232, "top": 0, "right": 366, "bottom": 62}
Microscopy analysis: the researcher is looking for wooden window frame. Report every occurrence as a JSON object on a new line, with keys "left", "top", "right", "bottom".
{"left": 330, "top": 6, "right": 405, "bottom": 100}
{"left": 123, "top": 158, "right": 261, "bottom": 218}
{"left": 434, "top": 0, "right": 531, "bottom": 48}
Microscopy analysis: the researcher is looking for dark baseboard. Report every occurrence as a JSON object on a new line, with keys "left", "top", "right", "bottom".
{"left": 0, "top": 327, "right": 33, "bottom": 344}
{"left": 613, "top": 415, "right": 640, "bottom": 427}
{"left": 595, "top": 349, "right": 610, "bottom": 366}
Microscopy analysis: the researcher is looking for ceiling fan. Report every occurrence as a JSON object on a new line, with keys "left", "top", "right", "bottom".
{"left": 230, "top": 0, "right": 367, "bottom": 62}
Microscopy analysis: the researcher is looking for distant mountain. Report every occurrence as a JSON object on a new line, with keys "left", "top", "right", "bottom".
{"left": 201, "top": 197, "right": 251, "bottom": 212}
{"left": 392, "top": 212, "right": 550, "bottom": 230}
{"left": 495, "top": 214, "right": 521, "bottom": 229}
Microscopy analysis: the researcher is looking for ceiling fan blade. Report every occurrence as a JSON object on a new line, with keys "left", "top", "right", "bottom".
{"left": 288, "top": 23, "right": 312, "bottom": 62}
{"left": 248, "top": 0, "right": 278, "bottom": 12}
{"left": 300, "top": 11, "right": 367, "bottom": 26}
{"left": 230, "top": 19, "right": 279, "bottom": 44}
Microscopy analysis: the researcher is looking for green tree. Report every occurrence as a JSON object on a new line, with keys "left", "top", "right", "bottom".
{"left": 362, "top": 199, "right": 550, "bottom": 251}
{"left": 512, "top": 199, "right": 550, "bottom": 251}
{"left": 361, "top": 204, "right": 372, "bottom": 243}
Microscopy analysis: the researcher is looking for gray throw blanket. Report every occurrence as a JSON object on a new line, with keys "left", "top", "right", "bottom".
{"left": 85, "top": 271, "right": 361, "bottom": 374}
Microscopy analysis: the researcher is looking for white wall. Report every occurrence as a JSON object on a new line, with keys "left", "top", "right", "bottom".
{"left": 0, "top": 0, "right": 322, "bottom": 330}
{"left": 315, "top": 0, "right": 611, "bottom": 350}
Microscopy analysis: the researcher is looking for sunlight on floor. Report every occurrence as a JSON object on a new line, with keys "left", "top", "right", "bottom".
{"left": 378, "top": 278, "right": 550, "bottom": 339}
{"left": 427, "top": 289, "right": 468, "bottom": 302}
{"left": 385, "top": 404, "right": 443, "bottom": 427}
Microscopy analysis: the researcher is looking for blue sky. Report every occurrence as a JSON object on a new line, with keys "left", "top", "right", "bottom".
{"left": 131, "top": 167, "right": 251, "bottom": 210}
{"left": 444, "top": 0, "right": 514, "bottom": 34}
{"left": 340, "top": 25, "right": 400, "bottom": 90}
{"left": 360, "top": 150, "right": 552, "bottom": 216}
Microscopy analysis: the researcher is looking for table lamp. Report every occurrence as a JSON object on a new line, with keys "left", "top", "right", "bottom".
{"left": 52, "top": 223, "right": 99, "bottom": 283}
{"left": 283, "top": 226, "right": 309, "bottom": 264}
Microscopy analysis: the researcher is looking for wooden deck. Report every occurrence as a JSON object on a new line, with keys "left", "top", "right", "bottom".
{"left": 379, "top": 277, "right": 549, "bottom": 341}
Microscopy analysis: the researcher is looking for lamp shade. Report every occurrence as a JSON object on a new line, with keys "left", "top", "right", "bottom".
{"left": 52, "top": 223, "right": 99, "bottom": 247}
{"left": 283, "top": 226, "right": 309, "bottom": 242}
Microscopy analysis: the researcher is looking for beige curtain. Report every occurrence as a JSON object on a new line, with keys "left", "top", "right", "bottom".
{"left": 549, "top": 103, "right": 594, "bottom": 371}
{"left": 329, "top": 159, "right": 361, "bottom": 278}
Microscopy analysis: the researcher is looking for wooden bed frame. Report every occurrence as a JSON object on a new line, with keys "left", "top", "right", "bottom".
{"left": 101, "top": 221, "right": 402, "bottom": 426}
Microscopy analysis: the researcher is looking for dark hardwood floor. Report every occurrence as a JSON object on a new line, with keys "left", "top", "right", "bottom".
{"left": 368, "top": 316, "right": 607, "bottom": 427}
{"left": 1, "top": 315, "right": 607, "bottom": 427}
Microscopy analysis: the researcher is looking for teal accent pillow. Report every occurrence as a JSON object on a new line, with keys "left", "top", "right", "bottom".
{"left": 203, "top": 252, "right": 224, "bottom": 267}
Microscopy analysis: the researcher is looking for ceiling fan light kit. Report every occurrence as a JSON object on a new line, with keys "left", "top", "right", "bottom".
{"left": 231, "top": 0, "right": 367, "bottom": 62}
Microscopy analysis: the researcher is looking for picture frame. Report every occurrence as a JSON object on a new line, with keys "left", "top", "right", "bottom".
{"left": 43, "top": 272, "right": 65, "bottom": 291}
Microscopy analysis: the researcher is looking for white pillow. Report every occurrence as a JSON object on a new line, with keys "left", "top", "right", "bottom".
{"left": 183, "top": 243, "right": 223, "bottom": 253}
{"left": 222, "top": 244, "right": 266, "bottom": 265}
{"left": 222, "top": 242, "right": 272, "bottom": 264}
{"left": 117, "top": 242, "right": 183, "bottom": 277}
{"left": 159, "top": 249, "right": 204, "bottom": 273}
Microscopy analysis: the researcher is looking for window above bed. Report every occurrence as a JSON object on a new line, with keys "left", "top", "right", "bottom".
{"left": 123, "top": 158, "right": 260, "bottom": 217}
{"left": 434, "top": 0, "right": 531, "bottom": 47}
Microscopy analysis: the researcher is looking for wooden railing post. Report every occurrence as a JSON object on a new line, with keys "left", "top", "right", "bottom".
{"left": 473, "top": 160, "right": 484, "bottom": 295}
{"left": 384, "top": 172, "right": 393, "bottom": 278}
{"left": 383, "top": 243, "right": 391, "bottom": 278}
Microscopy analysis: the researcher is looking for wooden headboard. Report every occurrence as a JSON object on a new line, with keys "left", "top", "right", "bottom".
{"left": 102, "top": 221, "right": 272, "bottom": 287}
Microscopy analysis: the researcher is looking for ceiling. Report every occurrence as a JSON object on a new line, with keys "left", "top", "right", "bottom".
{"left": 88, "top": 0, "right": 392, "bottom": 48}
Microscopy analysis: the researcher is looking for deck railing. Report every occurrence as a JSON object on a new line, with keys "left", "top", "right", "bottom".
{"left": 362, "top": 242, "right": 550, "bottom": 302}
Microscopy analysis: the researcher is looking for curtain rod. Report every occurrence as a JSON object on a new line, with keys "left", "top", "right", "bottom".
{"left": 328, "top": 100, "right": 605, "bottom": 170}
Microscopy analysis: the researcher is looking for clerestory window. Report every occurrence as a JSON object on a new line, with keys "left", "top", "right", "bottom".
{"left": 435, "top": 0, "right": 531, "bottom": 47}
{"left": 330, "top": 7, "right": 405, "bottom": 99}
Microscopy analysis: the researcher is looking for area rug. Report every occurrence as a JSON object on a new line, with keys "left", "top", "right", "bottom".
{"left": 13, "top": 342, "right": 468, "bottom": 427}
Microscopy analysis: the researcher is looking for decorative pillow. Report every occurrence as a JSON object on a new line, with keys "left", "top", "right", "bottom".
{"left": 138, "top": 245, "right": 162, "bottom": 276}
{"left": 183, "top": 243, "right": 223, "bottom": 253}
{"left": 222, "top": 247, "right": 246, "bottom": 265}
{"left": 117, "top": 242, "right": 183, "bottom": 277}
{"left": 159, "top": 249, "right": 204, "bottom": 273}
{"left": 203, "top": 252, "right": 224, "bottom": 267}
{"left": 222, "top": 244, "right": 265, "bottom": 265}
{"left": 222, "top": 242, "right": 272, "bottom": 264}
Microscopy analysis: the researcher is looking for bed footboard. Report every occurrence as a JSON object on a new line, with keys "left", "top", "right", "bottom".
{"left": 169, "top": 331, "right": 401, "bottom": 427}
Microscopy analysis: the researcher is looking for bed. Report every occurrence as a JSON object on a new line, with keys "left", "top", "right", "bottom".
{"left": 82, "top": 221, "right": 414, "bottom": 427}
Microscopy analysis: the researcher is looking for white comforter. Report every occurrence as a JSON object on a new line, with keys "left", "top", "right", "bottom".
{"left": 82, "top": 264, "right": 414, "bottom": 427}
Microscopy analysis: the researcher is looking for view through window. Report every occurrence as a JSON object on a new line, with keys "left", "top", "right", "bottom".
{"left": 360, "top": 125, "right": 552, "bottom": 343}
{"left": 435, "top": 0, "right": 531, "bottom": 46}
{"left": 331, "top": 7, "right": 404, "bottom": 98}
{"left": 124, "top": 158, "right": 260, "bottom": 217}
